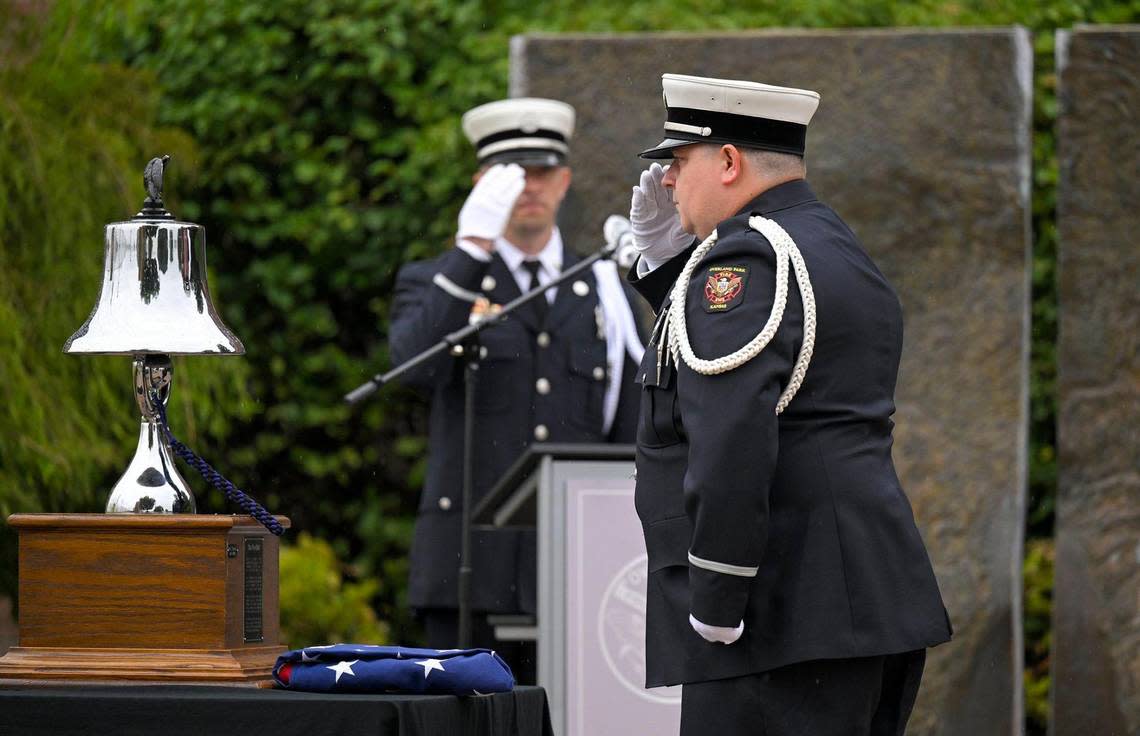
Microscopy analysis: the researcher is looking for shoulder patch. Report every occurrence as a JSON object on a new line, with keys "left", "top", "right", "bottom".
{"left": 702, "top": 265, "right": 749, "bottom": 313}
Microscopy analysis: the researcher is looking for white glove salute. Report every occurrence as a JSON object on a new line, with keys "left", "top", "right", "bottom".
{"left": 689, "top": 614, "right": 744, "bottom": 645}
{"left": 630, "top": 162, "right": 691, "bottom": 270}
{"left": 457, "top": 163, "right": 526, "bottom": 249}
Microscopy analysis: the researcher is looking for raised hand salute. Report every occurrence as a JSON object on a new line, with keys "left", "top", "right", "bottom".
{"left": 457, "top": 162, "right": 526, "bottom": 252}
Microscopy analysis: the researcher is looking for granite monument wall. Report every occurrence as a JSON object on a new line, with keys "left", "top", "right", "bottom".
{"left": 1052, "top": 25, "right": 1140, "bottom": 736}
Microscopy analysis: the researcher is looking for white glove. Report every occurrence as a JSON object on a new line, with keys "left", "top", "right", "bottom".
{"left": 457, "top": 163, "right": 526, "bottom": 245}
{"left": 690, "top": 614, "right": 744, "bottom": 645}
{"left": 630, "top": 163, "right": 691, "bottom": 270}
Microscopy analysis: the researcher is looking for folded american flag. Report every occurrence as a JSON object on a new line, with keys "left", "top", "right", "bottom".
{"left": 273, "top": 644, "right": 515, "bottom": 695}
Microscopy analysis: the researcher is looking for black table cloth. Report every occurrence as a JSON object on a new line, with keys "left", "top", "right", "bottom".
{"left": 0, "top": 683, "right": 554, "bottom": 736}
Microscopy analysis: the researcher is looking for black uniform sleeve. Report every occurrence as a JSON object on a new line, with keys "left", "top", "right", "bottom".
{"left": 388, "top": 248, "right": 493, "bottom": 390}
{"left": 674, "top": 229, "right": 799, "bottom": 628}
{"left": 627, "top": 243, "right": 698, "bottom": 311}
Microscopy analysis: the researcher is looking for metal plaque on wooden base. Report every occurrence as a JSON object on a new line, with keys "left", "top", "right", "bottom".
{"left": 0, "top": 513, "right": 289, "bottom": 686}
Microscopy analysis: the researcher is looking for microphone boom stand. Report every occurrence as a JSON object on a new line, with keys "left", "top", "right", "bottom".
{"left": 345, "top": 240, "right": 619, "bottom": 647}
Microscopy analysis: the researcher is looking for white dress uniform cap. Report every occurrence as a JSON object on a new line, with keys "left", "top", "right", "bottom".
{"left": 462, "top": 97, "right": 576, "bottom": 167}
{"left": 640, "top": 73, "right": 820, "bottom": 159}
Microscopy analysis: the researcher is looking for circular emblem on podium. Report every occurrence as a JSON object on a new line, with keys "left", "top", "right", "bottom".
{"left": 597, "top": 554, "right": 682, "bottom": 705}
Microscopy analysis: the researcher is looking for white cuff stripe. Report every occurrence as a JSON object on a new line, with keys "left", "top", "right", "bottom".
{"left": 432, "top": 273, "right": 481, "bottom": 304}
{"left": 687, "top": 552, "right": 758, "bottom": 578}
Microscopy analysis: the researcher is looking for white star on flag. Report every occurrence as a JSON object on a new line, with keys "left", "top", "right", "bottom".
{"left": 415, "top": 658, "right": 446, "bottom": 678}
{"left": 301, "top": 650, "right": 320, "bottom": 662}
{"left": 327, "top": 659, "right": 359, "bottom": 683}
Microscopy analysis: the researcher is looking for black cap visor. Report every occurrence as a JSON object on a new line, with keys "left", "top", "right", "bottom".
{"left": 639, "top": 137, "right": 701, "bottom": 159}
{"left": 641, "top": 107, "right": 808, "bottom": 159}
{"left": 480, "top": 148, "right": 566, "bottom": 167}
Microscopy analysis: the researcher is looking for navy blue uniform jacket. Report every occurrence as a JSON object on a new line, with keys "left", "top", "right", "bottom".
{"left": 629, "top": 179, "right": 952, "bottom": 687}
{"left": 390, "top": 244, "right": 641, "bottom": 614}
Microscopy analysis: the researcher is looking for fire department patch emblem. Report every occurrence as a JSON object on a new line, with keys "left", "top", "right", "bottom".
{"left": 703, "top": 265, "right": 748, "bottom": 313}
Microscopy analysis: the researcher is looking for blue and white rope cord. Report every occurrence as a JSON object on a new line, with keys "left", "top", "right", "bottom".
{"left": 151, "top": 392, "right": 284, "bottom": 536}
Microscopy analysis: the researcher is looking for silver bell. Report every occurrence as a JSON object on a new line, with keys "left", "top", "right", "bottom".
{"left": 64, "top": 155, "right": 244, "bottom": 514}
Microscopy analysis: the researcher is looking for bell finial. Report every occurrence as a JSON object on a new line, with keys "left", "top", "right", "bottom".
{"left": 144, "top": 155, "right": 170, "bottom": 204}
{"left": 138, "top": 154, "right": 174, "bottom": 219}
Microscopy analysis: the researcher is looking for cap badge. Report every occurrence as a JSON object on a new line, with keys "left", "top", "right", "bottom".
{"left": 519, "top": 112, "right": 540, "bottom": 134}
{"left": 702, "top": 265, "right": 748, "bottom": 313}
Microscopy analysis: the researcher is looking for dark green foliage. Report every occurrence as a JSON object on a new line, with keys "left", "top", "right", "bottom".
{"left": 4, "top": 1, "right": 1137, "bottom": 730}
{"left": 280, "top": 532, "right": 388, "bottom": 646}
{"left": 102, "top": 0, "right": 516, "bottom": 638}
{"left": 0, "top": 0, "right": 248, "bottom": 601}
{"left": 1023, "top": 539, "right": 1055, "bottom": 729}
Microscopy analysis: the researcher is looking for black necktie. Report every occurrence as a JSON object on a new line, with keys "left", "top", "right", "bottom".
{"left": 522, "top": 260, "right": 548, "bottom": 325}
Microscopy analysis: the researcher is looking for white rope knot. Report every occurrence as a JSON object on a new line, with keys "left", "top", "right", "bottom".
{"left": 660, "top": 216, "right": 817, "bottom": 414}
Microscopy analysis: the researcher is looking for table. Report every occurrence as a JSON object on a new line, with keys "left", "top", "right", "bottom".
{"left": 0, "top": 683, "right": 554, "bottom": 736}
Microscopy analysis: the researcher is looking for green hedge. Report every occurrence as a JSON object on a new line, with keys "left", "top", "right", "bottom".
{"left": 0, "top": 1, "right": 250, "bottom": 598}
{"left": 3, "top": 1, "right": 1137, "bottom": 732}
{"left": 280, "top": 532, "right": 388, "bottom": 646}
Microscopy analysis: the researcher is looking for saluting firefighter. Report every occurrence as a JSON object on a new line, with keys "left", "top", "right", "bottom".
{"left": 389, "top": 97, "right": 645, "bottom": 683}
{"left": 625, "top": 74, "right": 952, "bottom": 735}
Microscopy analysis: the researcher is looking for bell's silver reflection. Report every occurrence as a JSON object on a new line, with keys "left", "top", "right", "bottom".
{"left": 103, "top": 355, "right": 196, "bottom": 513}
{"left": 65, "top": 155, "right": 244, "bottom": 514}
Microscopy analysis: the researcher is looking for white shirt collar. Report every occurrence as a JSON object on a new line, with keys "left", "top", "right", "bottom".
{"left": 496, "top": 228, "right": 563, "bottom": 277}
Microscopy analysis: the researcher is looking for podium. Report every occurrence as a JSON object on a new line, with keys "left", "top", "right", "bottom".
{"left": 473, "top": 444, "right": 681, "bottom": 736}
{"left": 0, "top": 513, "right": 288, "bottom": 685}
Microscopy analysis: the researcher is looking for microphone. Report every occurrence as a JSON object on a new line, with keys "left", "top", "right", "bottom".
{"left": 602, "top": 214, "right": 639, "bottom": 269}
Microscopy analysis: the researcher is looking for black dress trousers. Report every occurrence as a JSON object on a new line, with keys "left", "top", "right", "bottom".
{"left": 679, "top": 650, "right": 927, "bottom": 736}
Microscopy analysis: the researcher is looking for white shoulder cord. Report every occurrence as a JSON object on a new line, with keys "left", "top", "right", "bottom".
{"left": 659, "top": 216, "right": 817, "bottom": 414}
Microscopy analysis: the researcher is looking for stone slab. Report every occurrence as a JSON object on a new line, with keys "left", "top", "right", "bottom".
{"left": 513, "top": 28, "right": 1033, "bottom": 735}
{"left": 1053, "top": 26, "right": 1140, "bottom": 736}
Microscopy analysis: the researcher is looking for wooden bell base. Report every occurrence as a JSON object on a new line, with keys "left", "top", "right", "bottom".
{"left": 0, "top": 645, "right": 282, "bottom": 686}
{"left": 0, "top": 513, "right": 290, "bottom": 687}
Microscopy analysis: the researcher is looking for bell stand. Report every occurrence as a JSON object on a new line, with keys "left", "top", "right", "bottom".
{"left": 102, "top": 354, "right": 198, "bottom": 514}
{"left": 345, "top": 239, "right": 621, "bottom": 647}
